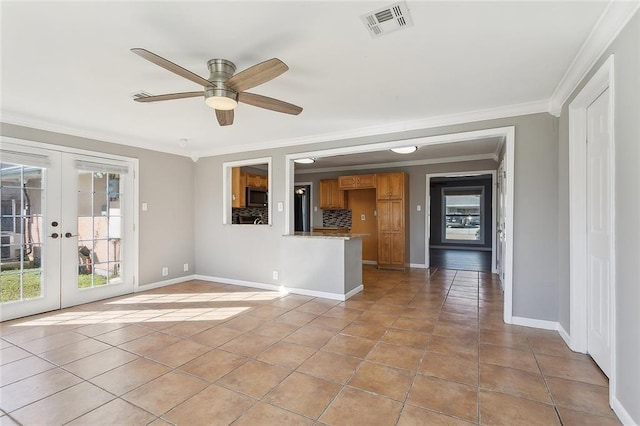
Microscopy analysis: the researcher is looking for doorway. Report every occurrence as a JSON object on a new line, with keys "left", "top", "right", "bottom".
{"left": 426, "top": 171, "right": 497, "bottom": 273}
{"left": 294, "top": 183, "right": 311, "bottom": 232}
{"left": 0, "top": 140, "right": 137, "bottom": 321}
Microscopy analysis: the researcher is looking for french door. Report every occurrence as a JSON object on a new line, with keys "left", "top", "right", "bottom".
{"left": 1, "top": 141, "right": 137, "bottom": 321}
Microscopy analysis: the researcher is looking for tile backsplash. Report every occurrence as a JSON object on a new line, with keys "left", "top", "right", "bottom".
{"left": 232, "top": 207, "right": 268, "bottom": 224}
{"left": 322, "top": 209, "right": 352, "bottom": 228}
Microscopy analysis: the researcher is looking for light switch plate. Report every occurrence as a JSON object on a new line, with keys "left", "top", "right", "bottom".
{"left": 277, "top": 202, "right": 284, "bottom": 212}
{"left": 142, "top": 202, "right": 148, "bottom": 211}
{"left": 417, "top": 205, "right": 421, "bottom": 211}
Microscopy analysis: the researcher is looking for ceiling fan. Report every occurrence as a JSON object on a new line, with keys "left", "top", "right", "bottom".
{"left": 131, "top": 48, "right": 303, "bottom": 126}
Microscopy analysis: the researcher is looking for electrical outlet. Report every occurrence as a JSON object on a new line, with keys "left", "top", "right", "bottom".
{"left": 272, "top": 270, "right": 279, "bottom": 280}
{"left": 277, "top": 202, "right": 284, "bottom": 212}
{"left": 314, "top": 206, "right": 318, "bottom": 212}
{"left": 183, "top": 263, "right": 189, "bottom": 272}
{"left": 162, "top": 267, "right": 168, "bottom": 276}
{"left": 361, "top": 214, "right": 366, "bottom": 221}
{"left": 417, "top": 205, "right": 422, "bottom": 211}
{"left": 141, "top": 202, "right": 148, "bottom": 211}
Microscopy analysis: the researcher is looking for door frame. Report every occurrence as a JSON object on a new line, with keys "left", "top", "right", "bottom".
{"left": 1, "top": 136, "right": 140, "bottom": 305}
{"left": 285, "top": 126, "right": 515, "bottom": 324}
{"left": 425, "top": 170, "right": 497, "bottom": 272}
{"left": 568, "top": 55, "right": 616, "bottom": 391}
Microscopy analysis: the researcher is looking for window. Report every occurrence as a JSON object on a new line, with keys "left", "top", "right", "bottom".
{"left": 442, "top": 187, "right": 484, "bottom": 244}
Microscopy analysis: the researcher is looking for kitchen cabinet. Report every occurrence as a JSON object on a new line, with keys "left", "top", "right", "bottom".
{"left": 231, "top": 167, "right": 246, "bottom": 208}
{"left": 246, "top": 173, "right": 268, "bottom": 189}
{"left": 338, "top": 174, "right": 376, "bottom": 190}
{"left": 319, "top": 179, "right": 347, "bottom": 209}
{"left": 376, "top": 172, "right": 404, "bottom": 199}
{"left": 376, "top": 172, "right": 408, "bottom": 269}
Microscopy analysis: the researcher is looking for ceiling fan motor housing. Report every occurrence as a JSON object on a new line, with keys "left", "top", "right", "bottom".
{"left": 207, "top": 59, "right": 236, "bottom": 84}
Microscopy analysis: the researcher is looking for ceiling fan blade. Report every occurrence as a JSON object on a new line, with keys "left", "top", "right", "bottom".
{"left": 131, "top": 48, "right": 213, "bottom": 88}
{"left": 226, "top": 58, "right": 288, "bottom": 92}
{"left": 134, "top": 91, "right": 203, "bottom": 102}
{"left": 237, "top": 92, "right": 303, "bottom": 115}
{"left": 216, "top": 109, "right": 234, "bottom": 126}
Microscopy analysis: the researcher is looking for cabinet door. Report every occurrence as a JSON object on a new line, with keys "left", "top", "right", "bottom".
{"left": 376, "top": 173, "right": 404, "bottom": 198}
{"left": 338, "top": 176, "right": 358, "bottom": 190}
{"left": 357, "top": 174, "right": 376, "bottom": 189}
{"left": 378, "top": 233, "right": 391, "bottom": 265}
{"left": 333, "top": 181, "right": 347, "bottom": 208}
{"left": 377, "top": 200, "right": 391, "bottom": 232}
{"left": 231, "top": 167, "right": 246, "bottom": 208}
{"left": 390, "top": 232, "right": 404, "bottom": 265}
{"left": 319, "top": 179, "right": 333, "bottom": 209}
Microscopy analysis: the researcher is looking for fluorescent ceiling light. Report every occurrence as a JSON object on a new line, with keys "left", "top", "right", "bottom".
{"left": 294, "top": 158, "right": 315, "bottom": 164}
{"left": 390, "top": 146, "right": 418, "bottom": 154}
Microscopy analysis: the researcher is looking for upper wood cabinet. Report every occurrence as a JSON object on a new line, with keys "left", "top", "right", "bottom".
{"left": 338, "top": 174, "right": 376, "bottom": 190}
{"left": 231, "top": 167, "right": 246, "bottom": 208}
{"left": 246, "top": 173, "right": 268, "bottom": 189}
{"left": 376, "top": 172, "right": 405, "bottom": 199}
{"left": 319, "top": 179, "right": 347, "bottom": 209}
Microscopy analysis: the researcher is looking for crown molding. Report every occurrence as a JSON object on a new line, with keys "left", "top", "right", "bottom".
{"left": 199, "top": 99, "right": 549, "bottom": 157}
{"left": 548, "top": 0, "right": 640, "bottom": 116}
{"left": 294, "top": 153, "right": 497, "bottom": 175}
{"left": 2, "top": 98, "right": 547, "bottom": 160}
{"left": 0, "top": 110, "right": 192, "bottom": 158}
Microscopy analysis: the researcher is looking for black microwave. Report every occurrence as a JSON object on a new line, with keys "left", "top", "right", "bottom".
{"left": 246, "top": 187, "right": 268, "bottom": 207}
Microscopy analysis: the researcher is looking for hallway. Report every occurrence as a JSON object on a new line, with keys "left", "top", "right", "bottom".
{"left": 0, "top": 267, "right": 617, "bottom": 425}
{"left": 429, "top": 248, "right": 492, "bottom": 272}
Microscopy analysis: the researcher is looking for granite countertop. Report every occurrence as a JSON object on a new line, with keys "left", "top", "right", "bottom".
{"left": 283, "top": 232, "right": 369, "bottom": 240}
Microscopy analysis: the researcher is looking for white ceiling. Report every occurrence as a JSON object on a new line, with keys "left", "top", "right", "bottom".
{"left": 0, "top": 1, "right": 614, "bottom": 160}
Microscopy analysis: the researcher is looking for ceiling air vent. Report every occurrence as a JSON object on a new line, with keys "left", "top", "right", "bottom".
{"left": 361, "top": 1, "right": 413, "bottom": 38}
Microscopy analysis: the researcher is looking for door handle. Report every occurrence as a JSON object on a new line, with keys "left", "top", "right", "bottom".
{"left": 51, "top": 233, "right": 59, "bottom": 239}
{"left": 65, "top": 232, "right": 78, "bottom": 238}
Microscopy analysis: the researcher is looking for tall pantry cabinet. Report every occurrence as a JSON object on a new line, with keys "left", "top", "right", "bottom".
{"left": 376, "top": 172, "right": 409, "bottom": 269}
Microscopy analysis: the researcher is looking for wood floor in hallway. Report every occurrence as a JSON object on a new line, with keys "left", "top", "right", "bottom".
{"left": 0, "top": 267, "right": 618, "bottom": 425}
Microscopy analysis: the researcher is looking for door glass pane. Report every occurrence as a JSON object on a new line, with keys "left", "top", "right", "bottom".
{"left": 444, "top": 193, "right": 481, "bottom": 241}
{"left": 77, "top": 170, "right": 123, "bottom": 289}
{"left": 1, "top": 163, "right": 44, "bottom": 303}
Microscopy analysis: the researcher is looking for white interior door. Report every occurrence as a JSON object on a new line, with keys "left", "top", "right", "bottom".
{"left": 586, "top": 88, "right": 612, "bottom": 378}
{"left": 1, "top": 142, "right": 136, "bottom": 321}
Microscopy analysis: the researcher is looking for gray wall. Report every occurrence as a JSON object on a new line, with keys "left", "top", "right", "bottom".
{"left": 195, "top": 112, "right": 560, "bottom": 322}
{"left": 558, "top": 11, "right": 640, "bottom": 422}
{"left": 0, "top": 123, "right": 196, "bottom": 287}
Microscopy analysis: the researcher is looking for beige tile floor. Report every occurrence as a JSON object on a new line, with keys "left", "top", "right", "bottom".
{"left": 0, "top": 267, "right": 620, "bottom": 425}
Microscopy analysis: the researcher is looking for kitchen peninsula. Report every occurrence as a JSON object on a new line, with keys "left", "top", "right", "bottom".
{"left": 282, "top": 231, "right": 367, "bottom": 301}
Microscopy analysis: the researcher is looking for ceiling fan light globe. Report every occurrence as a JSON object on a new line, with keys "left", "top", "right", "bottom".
{"left": 206, "top": 96, "right": 238, "bottom": 110}
{"left": 205, "top": 87, "right": 238, "bottom": 110}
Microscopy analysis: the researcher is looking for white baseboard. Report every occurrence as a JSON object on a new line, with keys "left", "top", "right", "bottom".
{"left": 611, "top": 395, "right": 637, "bottom": 426}
{"left": 511, "top": 316, "right": 559, "bottom": 331}
{"left": 557, "top": 322, "right": 572, "bottom": 349}
{"left": 409, "top": 263, "right": 427, "bottom": 269}
{"left": 194, "top": 275, "right": 361, "bottom": 301}
{"left": 135, "top": 274, "right": 195, "bottom": 291}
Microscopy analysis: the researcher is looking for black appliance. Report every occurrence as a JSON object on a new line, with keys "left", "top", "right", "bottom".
{"left": 246, "top": 187, "right": 268, "bottom": 207}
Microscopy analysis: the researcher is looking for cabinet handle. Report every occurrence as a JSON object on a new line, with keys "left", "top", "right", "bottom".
{"left": 65, "top": 232, "right": 78, "bottom": 238}
{"left": 50, "top": 233, "right": 59, "bottom": 239}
